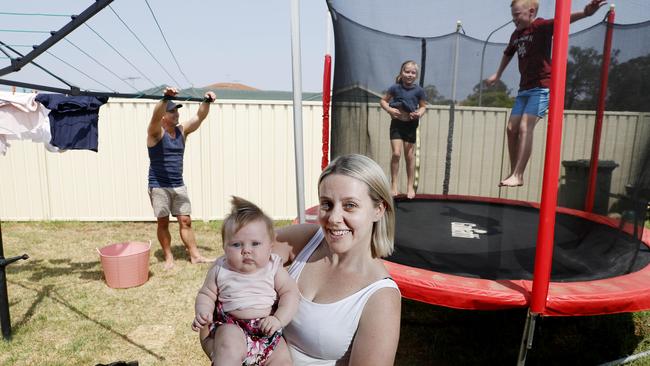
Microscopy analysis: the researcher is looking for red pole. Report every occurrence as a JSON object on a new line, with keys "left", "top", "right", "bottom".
{"left": 321, "top": 54, "right": 332, "bottom": 170}
{"left": 530, "top": 0, "right": 572, "bottom": 314}
{"left": 584, "top": 6, "right": 615, "bottom": 213}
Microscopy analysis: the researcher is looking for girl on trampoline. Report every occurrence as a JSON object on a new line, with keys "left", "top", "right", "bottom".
{"left": 273, "top": 154, "right": 401, "bottom": 365}
{"left": 486, "top": 0, "right": 606, "bottom": 187}
{"left": 380, "top": 60, "right": 427, "bottom": 198}
{"left": 192, "top": 196, "right": 299, "bottom": 366}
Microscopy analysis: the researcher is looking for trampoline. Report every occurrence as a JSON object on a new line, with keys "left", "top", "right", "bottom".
{"left": 305, "top": 196, "right": 650, "bottom": 316}
{"left": 321, "top": 0, "right": 650, "bottom": 322}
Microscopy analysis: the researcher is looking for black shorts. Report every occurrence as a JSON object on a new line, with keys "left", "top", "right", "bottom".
{"left": 390, "top": 119, "right": 418, "bottom": 143}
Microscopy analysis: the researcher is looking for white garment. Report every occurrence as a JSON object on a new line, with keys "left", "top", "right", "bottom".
{"left": 284, "top": 228, "right": 399, "bottom": 365}
{"left": 216, "top": 253, "right": 281, "bottom": 313}
{"left": 0, "top": 91, "right": 56, "bottom": 154}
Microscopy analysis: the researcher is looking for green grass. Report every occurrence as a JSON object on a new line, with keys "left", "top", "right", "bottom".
{"left": 1, "top": 221, "right": 650, "bottom": 365}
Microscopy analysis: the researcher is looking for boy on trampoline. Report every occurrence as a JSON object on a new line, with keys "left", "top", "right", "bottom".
{"left": 486, "top": 0, "right": 606, "bottom": 187}
{"left": 380, "top": 60, "right": 427, "bottom": 198}
{"left": 192, "top": 196, "right": 299, "bottom": 365}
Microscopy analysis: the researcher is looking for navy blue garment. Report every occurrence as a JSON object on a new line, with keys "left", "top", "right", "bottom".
{"left": 148, "top": 126, "right": 185, "bottom": 188}
{"left": 387, "top": 83, "right": 426, "bottom": 113}
{"left": 35, "top": 94, "right": 108, "bottom": 152}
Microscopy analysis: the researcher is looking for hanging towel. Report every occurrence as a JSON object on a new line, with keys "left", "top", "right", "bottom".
{"left": 35, "top": 94, "right": 108, "bottom": 152}
{"left": 0, "top": 91, "right": 57, "bottom": 155}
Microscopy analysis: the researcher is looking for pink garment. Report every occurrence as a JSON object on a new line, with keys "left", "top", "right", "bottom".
{"left": 216, "top": 253, "right": 281, "bottom": 313}
{"left": 0, "top": 91, "right": 57, "bottom": 154}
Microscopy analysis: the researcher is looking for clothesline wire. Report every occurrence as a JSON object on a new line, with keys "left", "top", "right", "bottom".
{"left": 0, "top": 11, "right": 70, "bottom": 17}
{"left": 108, "top": 5, "right": 182, "bottom": 88}
{"left": 0, "top": 41, "right": 74, "bottom": 88}
{"left": 0, "top": 3, "right": 202, "bottom": 97}
{"left": 0, "top": 44, "right": 11, "bottom": 58}
{"left": 45, "top": 50, "right": 116, "bottom": 92}
{"left": 63, "top": 38, "right": 139, "bottom": 92}
{"left": 0, "top": 29, "right": 50, "bottom": 34}
{"left": 144, "top": 0, "right": 194, "bottom": 87}
{"left": 0, "top": 7, "right": 182, "bottom": 90}
{"left": 84, "top": 23, "right": 158, "bottom": 88}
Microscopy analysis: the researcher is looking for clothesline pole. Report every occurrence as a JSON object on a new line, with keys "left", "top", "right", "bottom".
{"left": 0, "top": 220, "right": 29, "bottom": 340}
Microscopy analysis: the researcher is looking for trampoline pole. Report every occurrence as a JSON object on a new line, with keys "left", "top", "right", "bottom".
{"left": 442, "top": 21, "right": 462, "bottom": 195}
{"left": 321, "top": 10, "right": 333, "bottom": 171}
{"left": 584, "top": 5, "right": 615, "bottom": 213}
{"left": 529, "top": 0, "right": 572, "bottom": 316}
{"left": 516, "top": 311, "right": 538, "bottom": 366}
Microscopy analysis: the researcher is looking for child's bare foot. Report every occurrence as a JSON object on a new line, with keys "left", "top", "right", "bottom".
{"left": 407, "top": 187, "right": 416, "bottom": 199}
{"left": 499, "top": 176, "right": 523, "bottom": 187}
{"left": 190, "top": 256, "right": 214, "bottom": 264}
{"left": 391, "top": 188, "right": 400, "bottom": 197}
{"left": 163, "top": 260, "right": 175, "bottom": 270}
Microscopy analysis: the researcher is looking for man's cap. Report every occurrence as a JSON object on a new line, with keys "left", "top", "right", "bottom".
{"left": 166, "top": 100, "right": 183, "bottom": 112}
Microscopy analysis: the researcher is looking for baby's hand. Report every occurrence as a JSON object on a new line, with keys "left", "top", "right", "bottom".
{"left": 259, "top": 315, "right": 282, "bottom": 335}
{"left": 192, "top": 312, "right": 213, "bottom": 332}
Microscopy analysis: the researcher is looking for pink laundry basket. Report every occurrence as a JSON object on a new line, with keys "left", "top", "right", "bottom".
{"left": 97, "top": 241, "right": 151, "bottom": 289}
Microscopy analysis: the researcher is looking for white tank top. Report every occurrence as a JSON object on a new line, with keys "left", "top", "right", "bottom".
{"left": 216, "top": 253, "right": 281, "bottom": 313}
{"left": 284, "top": 229, "right": 399, "bottom": 365}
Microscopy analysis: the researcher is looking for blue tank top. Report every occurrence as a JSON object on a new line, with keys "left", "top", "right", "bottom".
{"left": 148, "top": 126, "right": 185, "bottom": 188}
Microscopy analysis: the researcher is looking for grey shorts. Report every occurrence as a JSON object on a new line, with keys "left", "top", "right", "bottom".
{"left": 148, "top": 186, "right": 192, "bottom": 217}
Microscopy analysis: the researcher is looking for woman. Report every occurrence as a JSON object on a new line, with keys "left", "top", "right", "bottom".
{"left": 274, "top": 154, "right": 401, "bottom": 365}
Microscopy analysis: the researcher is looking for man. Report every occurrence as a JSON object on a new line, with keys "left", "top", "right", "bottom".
{"left": 147, "top": 87, "right": 216, "bottom": 269}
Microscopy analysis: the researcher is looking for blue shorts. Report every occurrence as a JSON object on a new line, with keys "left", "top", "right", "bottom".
{"left": 511, "top": 87, "right": 549, "bottom": 117}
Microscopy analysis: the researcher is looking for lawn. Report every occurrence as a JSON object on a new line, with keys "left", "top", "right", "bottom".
{"left": 1, "top": 221, "right": 650, "bottom": 365}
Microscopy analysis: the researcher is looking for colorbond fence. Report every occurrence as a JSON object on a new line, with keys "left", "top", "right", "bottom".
{"left": 0, "top": 99, "right": 646, "bottom": 221}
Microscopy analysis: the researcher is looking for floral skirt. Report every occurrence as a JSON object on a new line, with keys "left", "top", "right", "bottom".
{"left": 209, "top": 302, "right": 282, "bottom": 366}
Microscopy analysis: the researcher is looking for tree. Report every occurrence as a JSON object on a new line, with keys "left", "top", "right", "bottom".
{"left": 607, "top": 54, "right": 650, "bottom": 112}
{"left": 564, "top": 46, "right": 616, "bottom": 110}
{"left": 462, "top": 79, "right": 514, "bottom": 108}
{"left": 424, "top": 84, "right": 452, "bottom": 105}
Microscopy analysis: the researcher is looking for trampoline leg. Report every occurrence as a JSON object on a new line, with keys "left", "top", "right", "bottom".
{"left": 517, "top": 310, "right": 538, "bottom": 366}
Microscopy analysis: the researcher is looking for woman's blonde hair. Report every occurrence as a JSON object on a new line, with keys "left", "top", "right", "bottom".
{"left": 221, "top": 196, "right": 274, "bottom": 245}
{"left": 395, "top": 60, "right": 419, "bottom": 84}
{"left": 319, "top": 154, "right": 395, "bottom": 258}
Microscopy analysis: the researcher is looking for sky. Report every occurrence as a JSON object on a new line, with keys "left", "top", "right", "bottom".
{"left": 0, "top": 0, "right": 648, "bottom": 94}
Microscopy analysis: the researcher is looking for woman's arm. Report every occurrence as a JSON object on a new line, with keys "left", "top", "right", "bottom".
{"left": 273, "top": 223, "right": 320, "bottom": 265}
{"left": 348, "top": 287, "right": 401, "bottom": 366}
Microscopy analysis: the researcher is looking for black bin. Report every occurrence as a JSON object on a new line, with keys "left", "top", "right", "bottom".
{"left": 558, "top": 159, "right": 618, "bottom": 215}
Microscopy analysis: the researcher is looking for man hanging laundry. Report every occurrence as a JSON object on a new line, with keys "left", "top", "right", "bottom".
{"left": 35, "top": 94, "right": 108, "bottom": 152}
{"left": 147, "top": 87, "right": 216, "bottom": 270}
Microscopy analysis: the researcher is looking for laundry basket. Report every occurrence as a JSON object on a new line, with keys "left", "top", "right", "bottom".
{"left": 97, "top": 241, "right": 151, "bottom": 289}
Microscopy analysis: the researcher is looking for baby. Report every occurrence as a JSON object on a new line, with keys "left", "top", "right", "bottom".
{"left": 192, "top": 196, "right": 298, "bottom": 365}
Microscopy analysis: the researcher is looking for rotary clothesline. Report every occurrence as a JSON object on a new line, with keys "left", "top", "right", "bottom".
{"left": 0, "top": 2, "right": 197, "bottom": 98}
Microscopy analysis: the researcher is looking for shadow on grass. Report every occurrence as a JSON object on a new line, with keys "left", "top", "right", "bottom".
{"left": 396, "top": 299, "right": 642, "bottom": 365}
{"left": 7, "top": 258, "right": 104, "bottom": 282}
{"left": 9, "top": 281, "right": 166, "bottom": 361}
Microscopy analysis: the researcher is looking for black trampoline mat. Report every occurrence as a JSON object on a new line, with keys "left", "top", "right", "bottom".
{"left": 387, "top": 198, "right": 650, "bottom": 281}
